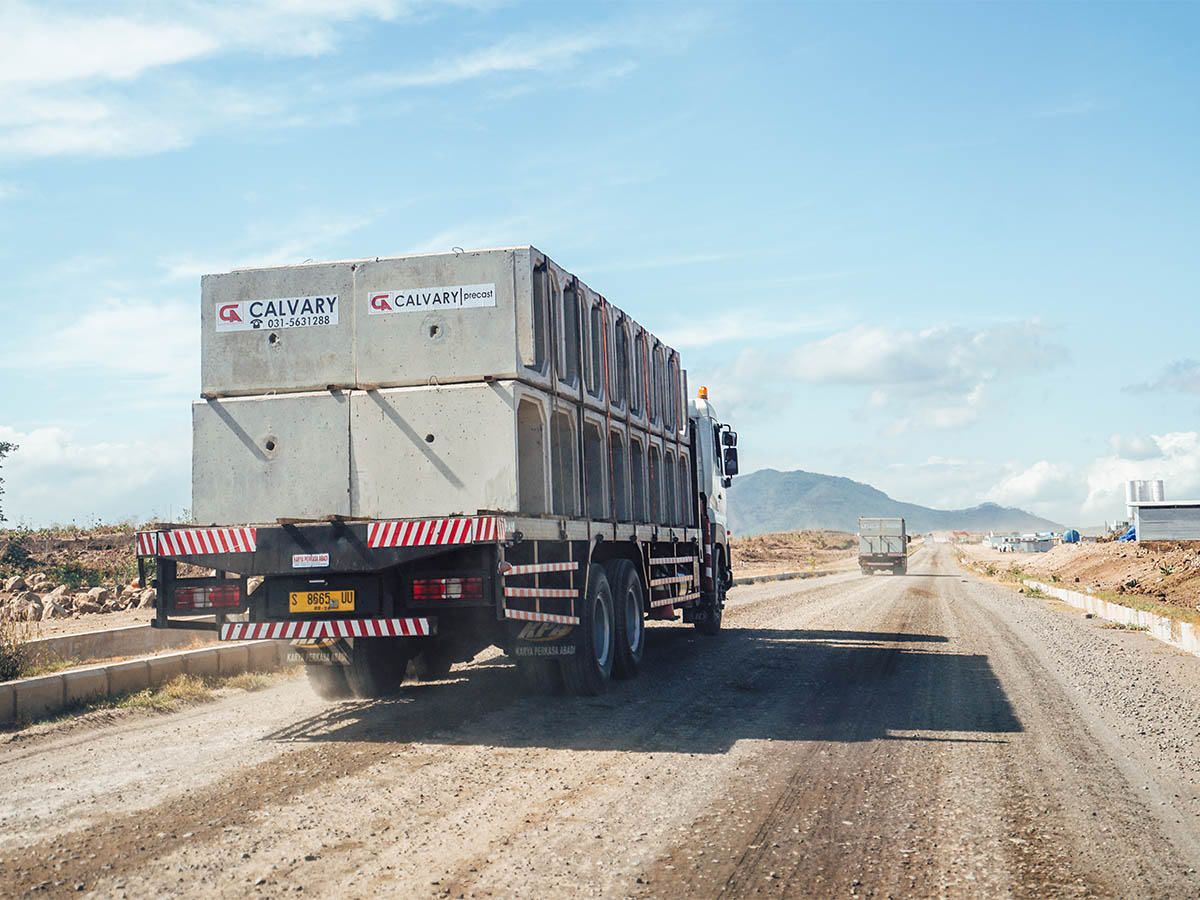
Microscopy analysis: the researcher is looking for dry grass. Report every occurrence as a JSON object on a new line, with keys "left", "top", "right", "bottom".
{"left": 1100, "top": 621, "right": 1150, "bottom": 632}
{"left": 18, "top": 667, "right": 299, "bottom": 730}
{"left": 117, "top": 673, "right": 213, "bottom": 710}
{"left": 0, "top": 615, "right": 32, "bottom": 681}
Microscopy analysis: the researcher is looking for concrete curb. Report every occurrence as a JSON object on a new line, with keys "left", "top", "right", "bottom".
{"left": 1026, "top": 580, "right": 1200, "bottom": 660}
{"left": 732, "top": 569, "right": 833, "bottom": 586}
{"left": 0, "top": 640, "right": 290, "bottom": 728}
{"left": 23, "top": 623, "right": 214, "bottom": 667}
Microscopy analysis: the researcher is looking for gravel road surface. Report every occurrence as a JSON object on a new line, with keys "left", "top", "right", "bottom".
{"left": 1, "top": 543, "right": 1197, "bottom": 899}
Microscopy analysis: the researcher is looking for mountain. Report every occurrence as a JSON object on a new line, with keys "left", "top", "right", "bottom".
{"left": 727, "top": 468, "right": 1064, "bottom": 536}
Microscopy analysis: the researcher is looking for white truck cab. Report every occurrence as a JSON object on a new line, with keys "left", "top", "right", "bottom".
{"left": 689, "top": 387, "right": 738, "bottom": 548}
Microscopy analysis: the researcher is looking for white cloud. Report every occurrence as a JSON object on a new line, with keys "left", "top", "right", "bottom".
{"left": 986, "top": 460, "right": 1084, "bottom": 513}
{"left": 364, "top": 14, "right": 707, "bottom": 90}
{"left": 714, "top": 319, "right": 1064, "bottom": 435}
{"left": 1, "top": 298, "right": 198, "bottom": 399}
{"left": 1107, "top": 433, "right": 1162, "bottom": 461}
{"left": 1081, "top": 432, "right": 1200, "bottom": 516}
{"left": 951, "top": 431, "right": 1200, "bottom": 525}
{"left": 0, "top": 425, "right": 190, "bottom": 527}
{"left": 1128, "top": 359, "right": 1200, "bottom": 394}
{"left": 405, "top": 215, "right": 533, "bottom": 255}
{"left": 0, "top": 5, "right": 216, "bottom": 89}
{"left": 369, "top": 33, "right": 612, "bottom": 88}
{"left": 0, "top": 1, "right": 419, "bottom": 159}
{"left": 787, "top": 321, "right": 1061, "bottom": 387}
{"left": 659, "top": 310, "right": 833, "bottom": 351}
{"left": 160, "top": 212, "right": 375, "bottom": 282}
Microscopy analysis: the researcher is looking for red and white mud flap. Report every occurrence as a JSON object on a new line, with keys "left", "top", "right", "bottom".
{"left": 219, "top": 618, "right": 436, "bottom": 640}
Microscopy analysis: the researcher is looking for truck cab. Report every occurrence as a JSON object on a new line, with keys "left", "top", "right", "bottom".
{"left": 689, "top": 387, "right": 738, "bottom": 551}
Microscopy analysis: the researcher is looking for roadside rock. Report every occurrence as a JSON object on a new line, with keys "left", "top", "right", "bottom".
{"left": 44, "top": 599, "right": 71, "bottom": 619}
{"left": 87, "top": 586, "right": 111, "bottom": 604}
{"left": 75, "top": 595, "right": 102, "bottom": 615}
{"left": 4, "top": 575, "right": 26, "bottom": 592}
{"left": 138, "top": 588, "right": 157, "bottom": 609}
{"left": 15, "top": 592, "right": 44, "bottom": 622}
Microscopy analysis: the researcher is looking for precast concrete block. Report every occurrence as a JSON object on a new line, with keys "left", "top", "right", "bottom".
{"left": 0, "top": 682, "right": 16, "bottom": 725}
{"left": 147, "top": 653, "right": 186, "bottom": 687}
{"left": 184, "top": 648, "right": 220, "bottom": 678}
{"left": 63, "top": 667, "right": 109, "bottom": 705}
{"left": 217, "top": 644, "right": 250, "bottom": 676}
{"left": 355, "top": 247, "right": 550, "bottom": 391}
{"left": 246, "top": 641, "right": 280, "bottom": 672}
{"left": 201, "top": 261, "right": 355, "bottom": 397}
{"left": 193, "top": 391, "right": 351, "bottom": 524}
{"left": 106, "top": 660, "right": 150, "bottom": 696}
{"left": 14, "top": 675, "right": 65, "bottom": 722}
{"left": 349, "top": 381, "right": 523, "bottom": 519}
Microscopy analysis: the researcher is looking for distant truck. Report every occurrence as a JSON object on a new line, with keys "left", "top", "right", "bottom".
{"left": 135, "top": 246, "right": 738, "bottom": 699}
{"left": 858, "top": 517, "right": 908, "bottom": 575}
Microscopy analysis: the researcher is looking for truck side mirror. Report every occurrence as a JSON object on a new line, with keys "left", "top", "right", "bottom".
{"left": 723, "top": 447, "right": 739, "bottom": 477}
{"left": 722, "top": 430, "right": 737, "bottom": 447}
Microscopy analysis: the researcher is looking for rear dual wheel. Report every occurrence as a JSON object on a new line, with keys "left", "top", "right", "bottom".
{"left": 560, "top": 564, "right": 616, "bottom": 697}
{"left": 305, "top": 638, "right": 412, "bottom": 700}
{"left": 607, "top": 559, "right": 646, "bottom": 680}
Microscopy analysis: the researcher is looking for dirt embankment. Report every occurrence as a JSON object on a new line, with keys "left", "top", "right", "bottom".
{"left": 958, "top": 540, "right": 1200, "bottom": 618}
{"left": 730, "top": 530, "right": 857, "bottom": 577}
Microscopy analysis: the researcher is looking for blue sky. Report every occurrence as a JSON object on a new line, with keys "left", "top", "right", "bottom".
{"left": 1, "top": 0, "right": 1198, "bottom": 528}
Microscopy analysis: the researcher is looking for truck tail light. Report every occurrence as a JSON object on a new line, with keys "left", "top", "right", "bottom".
{"left": 412, "top": 577, "right": 483, "bottom": 601}
{"left": 174, "top": 584, "right": 243, "bottom": 609}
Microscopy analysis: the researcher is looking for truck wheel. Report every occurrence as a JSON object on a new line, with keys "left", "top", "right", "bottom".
{"left": 306, "top": 663, "right": 353, "bottom": 700}
{"left": 694, "top": 555, "right": 726, "bottom": 636}
{"left": 560, "top": 564, "right": 615, "bottom": 697}
{"left": 345, "top": 638, "right": 411, "bottom": 699}
{"left": 606, "top": 559, "right": 645, "bottom": 679}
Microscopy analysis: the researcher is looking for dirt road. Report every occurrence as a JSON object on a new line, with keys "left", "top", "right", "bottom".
{"left": 2, "top": 543, "right": 1198, "bottom": 899}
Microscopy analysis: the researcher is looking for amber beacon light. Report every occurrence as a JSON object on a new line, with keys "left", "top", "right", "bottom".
{"left": 698, "top": 386, "right": 708, "bottom": 399}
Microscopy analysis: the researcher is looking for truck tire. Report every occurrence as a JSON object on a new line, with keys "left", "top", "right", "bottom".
{"left": 694, "top": 553, "right": 726, "bottom": 636}
{"left": 560, "top": 564, "right": 615, "bottom": 697}
{"left": 345, "top": 638, "right": 411, "bottom": 699}
{"left": 306, "top": 663, "right": 353, "bottom": 700}
{"left": 606, "top": 559, "right": 645, "bottom": 679}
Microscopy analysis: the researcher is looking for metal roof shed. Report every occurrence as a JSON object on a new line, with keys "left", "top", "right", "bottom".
{"left": 1130, "top": 501, "right": 1200, "bottom": 541}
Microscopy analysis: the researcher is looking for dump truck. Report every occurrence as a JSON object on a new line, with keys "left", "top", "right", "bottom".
{"left": 858, "top": 517, "right": 908, "bottom": 575}
{"left": 136, "top": 246, "right": 739, "bottom": 698}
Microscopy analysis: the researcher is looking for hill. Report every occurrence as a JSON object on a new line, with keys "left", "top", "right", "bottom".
{"left": 728, "top": 469, "right": 1063, "bottom": 536}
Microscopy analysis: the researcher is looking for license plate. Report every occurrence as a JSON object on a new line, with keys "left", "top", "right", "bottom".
{"left": 289, "top": 590, "right": 355, "bottom": 613}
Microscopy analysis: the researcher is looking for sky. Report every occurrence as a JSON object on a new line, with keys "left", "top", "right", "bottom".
{"left": 1, "top": 0, "right": 1198, "bottom": 529}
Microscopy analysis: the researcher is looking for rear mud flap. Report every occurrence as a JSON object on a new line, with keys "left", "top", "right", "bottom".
{"left": 509, "top": 621, "right": 578, "bottom": 658}
{"left": 289, "top": 638, "right": 351, "bottom": 666}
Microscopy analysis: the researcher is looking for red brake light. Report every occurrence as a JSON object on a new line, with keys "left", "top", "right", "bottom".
{"left": 412, "top": 577, "right": 483, "bottom": 601}
{"left": 174, "top": 584, "right": 243, "bottom": 609}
